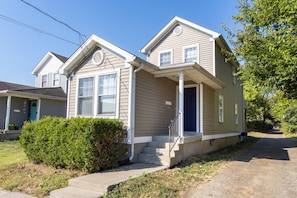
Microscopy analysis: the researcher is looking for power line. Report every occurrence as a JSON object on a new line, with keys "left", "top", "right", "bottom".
{"left": 0, "top": 14, "right": 80, "bottom": 46}
{"left": 20, "top": 0, "right": 86, "bottom": 43}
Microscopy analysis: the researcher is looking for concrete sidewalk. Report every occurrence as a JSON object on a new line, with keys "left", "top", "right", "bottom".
{"left": 0, "top": 188, "right": 35, "bottom": 198}
{"left": 50, "top": 163, "right": 167, "bottom": 198}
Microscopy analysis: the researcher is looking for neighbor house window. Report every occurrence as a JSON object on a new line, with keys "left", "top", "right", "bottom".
{"left": 219, "top": 95, "right": 224, "bottom": 122}
{"left": 183, "top": 45, "right": 198, "bottom": 63}
{"left": 53, "top": 73, "right": 60, "bottom": 87}
{"left": 159, "top": 50, "right": 172, "bottom": 66}
{"left": 41, "top": 75, "right": 47, "bottom": 87}
{"left": 77, "top": 77, "right": 94, "bottom": 116}
{"left": 98, "top": 73, "right": 117, "bottom": 115}
{"left": 235, "top": 103, "right": 238, "bottom": 124}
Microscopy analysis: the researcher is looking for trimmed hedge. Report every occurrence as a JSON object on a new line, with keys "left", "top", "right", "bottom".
{"left": 19, "top": 116, "right": 127, "bottom": 172}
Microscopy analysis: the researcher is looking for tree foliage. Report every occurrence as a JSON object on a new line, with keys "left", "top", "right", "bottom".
{"left": 228, "top": 0, "right": 297, "bottom": 99}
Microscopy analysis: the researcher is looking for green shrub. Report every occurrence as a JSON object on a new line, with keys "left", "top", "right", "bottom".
{"left": 19, "top": 117, "right": 127, "bottom": 172}
{"left": 282, "top": 104, "right": 297, "bottom": 133}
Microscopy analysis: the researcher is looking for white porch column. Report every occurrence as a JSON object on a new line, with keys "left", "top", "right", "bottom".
{"left": 199, "top": 84, "right": 204, "bottom": 134}
{"left": 178, "top": 72, "right": 184, "bottom": 139}
{"left": 4, "top": 96, "right": 11, "bottom": 131}
{"left": 36, "top": 99, "right": 41, "bottom": 120}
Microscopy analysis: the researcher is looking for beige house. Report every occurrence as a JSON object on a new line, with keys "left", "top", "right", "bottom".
{"left": 59, "top": 16, "right": 245, "bottom": 166}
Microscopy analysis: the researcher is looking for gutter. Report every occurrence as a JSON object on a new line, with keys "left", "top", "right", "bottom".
{"left": 129, "top": 62, "right": 144, "bottom": 161}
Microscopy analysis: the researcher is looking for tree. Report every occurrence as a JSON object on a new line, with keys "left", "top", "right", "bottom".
{"left": 227, "top": 0, "right": 297, "bottom": 99}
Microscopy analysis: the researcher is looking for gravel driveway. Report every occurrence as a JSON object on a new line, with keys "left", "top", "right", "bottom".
{"left": 183, "top": 131, "right": 297, "bottom": 198}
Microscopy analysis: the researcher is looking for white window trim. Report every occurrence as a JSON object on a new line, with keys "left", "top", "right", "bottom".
{"left": 158, "top": 49, "right": 173, "bottom": 66}
{"left": 219, "top": 94, "right": 224, "bottom": 123}
{"left": 75, "top": 74, "right": 95, "bottom": 117}
{"left": 95, "top": 70, "right": 120, "bottom": 119}
{"left": 75, "top": 69, "right": 120, "bottom": 119}
{"left": 182, "top": 44, "right": 199, "bottom": 64}
{"left": 41, "top": 74, "right": 48, "bottom": 87}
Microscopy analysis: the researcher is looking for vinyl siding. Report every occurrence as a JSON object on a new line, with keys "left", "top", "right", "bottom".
{"left": 0, "top": 97, "right": 7, "bottom": 129}
{"left": 67, "top": 47, "right": 130, "bottom": 127}
{"left": 135, "top": 70, "right": 177, "bottom": 137}
{"left": 9, "top": 97, "right": 29, "bottom": 129}
{"left": 203, "top": 44, "right": 244, "bottom": 135}
{"left": 39, "top": 99, "right": 66, "bottom": 118}
{"left": 148, "top": 24, "right": 214, "bottom": 75}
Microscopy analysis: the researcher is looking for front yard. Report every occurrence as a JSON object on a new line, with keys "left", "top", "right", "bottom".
{"left": 0, "top": 132, "right": 263, "bottom": 198}
{"left": 0, "top": 141, "right": 85, "bottom": 197}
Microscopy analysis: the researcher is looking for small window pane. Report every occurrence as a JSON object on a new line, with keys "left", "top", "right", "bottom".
{"left": 98, "top": 95, "right": 116, "bottom": 114}
{"left": 42, "top": 75, "right": 47, "bottom": 87}
{"left": 185, "top": 47, "right": 197, "bottom": 63}
{"left": 160, "top": 51, "right": 171, "bottom": 66}
{"left": 53, "top": 73, "right": 60, "bottom": 86}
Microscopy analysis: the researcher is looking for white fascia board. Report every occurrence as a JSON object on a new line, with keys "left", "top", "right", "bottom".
{"left": 60, "top": 34, "right": 135, "bottom": 75}
{"left": 141, "top": 16, "right": 221, "bottom": 54}
{"left": 1, "top": 90, "right": 66, "bottom": 101}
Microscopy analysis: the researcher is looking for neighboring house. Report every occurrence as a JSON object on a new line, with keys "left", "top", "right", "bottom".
{"left": 59, "top": 16, "right": 245, "bottom": 166}
{"left": 32, "top": 51, "right": 68, "bottom": 92}
{"left": 0, "top": 52, "right": 68, "bottom": 132}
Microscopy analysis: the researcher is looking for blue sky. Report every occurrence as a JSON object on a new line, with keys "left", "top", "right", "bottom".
{"left": 0, "top": 0, "right": 238, "bottom": 86}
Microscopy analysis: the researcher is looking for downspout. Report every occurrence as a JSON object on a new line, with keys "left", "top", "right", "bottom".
{"left": 129, "top": 62, "right": 144, "bottom": 161}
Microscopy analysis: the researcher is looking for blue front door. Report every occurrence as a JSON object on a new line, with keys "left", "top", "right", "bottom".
{"left": 29, "top": 100, "right": 37, "bottom": 121}
{"left": 184, "top": 87, "right": 196, "bottom": 132}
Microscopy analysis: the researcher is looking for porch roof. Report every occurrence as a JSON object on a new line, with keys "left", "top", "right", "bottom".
{"left": 152, "top": 62, "right": 225, "bottom": 89}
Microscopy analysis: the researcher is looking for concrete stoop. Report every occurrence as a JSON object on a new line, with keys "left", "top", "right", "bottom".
{"left": 138, "top": 136, "right": 183, "bottom": 167}
{"left": 50, "top": 163, "right": 167, "bottom": 198}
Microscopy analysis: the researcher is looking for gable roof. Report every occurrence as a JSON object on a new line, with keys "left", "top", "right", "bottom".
{"left": 141, "top": 16, "right": 221, "bottom": 54}
{"left": 32, "top": 51, "right": 68, "bottom": 75}
{"left": 59, "top": 34, "right": 136, "bottom": 76}
{"left": 140, "top": 16, "right": 238, "bottom": 68}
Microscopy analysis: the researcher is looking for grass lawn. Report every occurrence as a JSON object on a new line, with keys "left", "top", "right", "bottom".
{"left": 0, "top": 141, "right": 28, "bottom": 170}
{"left": 0, "top": 141, "right": 85, "bottom": 197}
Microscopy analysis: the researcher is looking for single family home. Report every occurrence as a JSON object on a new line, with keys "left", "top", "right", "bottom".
{"left": 59, "top": 16, "right": 245, "bottom": 166}
{"left": 0, "top": 52, "right": 67, "bottom": 132}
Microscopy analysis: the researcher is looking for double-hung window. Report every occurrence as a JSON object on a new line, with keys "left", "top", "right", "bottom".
{"left": 41, "top": 75, "right": 47, "bottom": 87}
{"left": 98, "top": 73, "right": 117, "bottom": 115}
{"left": 159, "top": 50, "right": 172, "bottom": 66}
{"left": 53, "top": 73, "right": 60, "bottom": 87}
{"left": 184, "top": 45, "right": 198, "bottom": 63}
{"left": 219, "top": 95, "right": 224, "bottom": 123}
{"left": 78, "top": 77, "right": 94, "bottom": 116}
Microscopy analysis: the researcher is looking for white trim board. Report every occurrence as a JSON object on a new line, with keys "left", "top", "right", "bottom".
{"left": 202, "top": 132, "right": 241, "bottom": 141}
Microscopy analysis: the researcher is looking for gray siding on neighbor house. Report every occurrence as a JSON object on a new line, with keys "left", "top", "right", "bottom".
{"left": 0, "top": 97, "right": 7, "bottom": 129}
{"left": 202, "top": 44, "right": 244, "bottom": 136}
{"left": 68, "top": 47, "right": 130, "bottom": 127}
{"left": 39, "top": 99, "right": 66, "bottom": 118}
{"left": 135, "top": 70, "right": 177, "bottom": 137}
{"left": 147, "top": 24, "right": 214, "bottom": 75}
{"left": 9, "top": 97, "right": 29, "bottom": 129}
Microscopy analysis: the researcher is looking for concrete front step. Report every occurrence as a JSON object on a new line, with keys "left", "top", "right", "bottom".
{"left": 138, "top": 153, "right": 170, "bottom": 166}
{"left": 50, "top": 187, "right": 102, "bottom": 198}
{"left": 143, "top": 146, "right": 180, "bottom": 157}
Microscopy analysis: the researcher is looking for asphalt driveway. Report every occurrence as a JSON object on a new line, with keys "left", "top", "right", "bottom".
{"left": 183, "top": 131, "right": 297, "bottom": 198}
